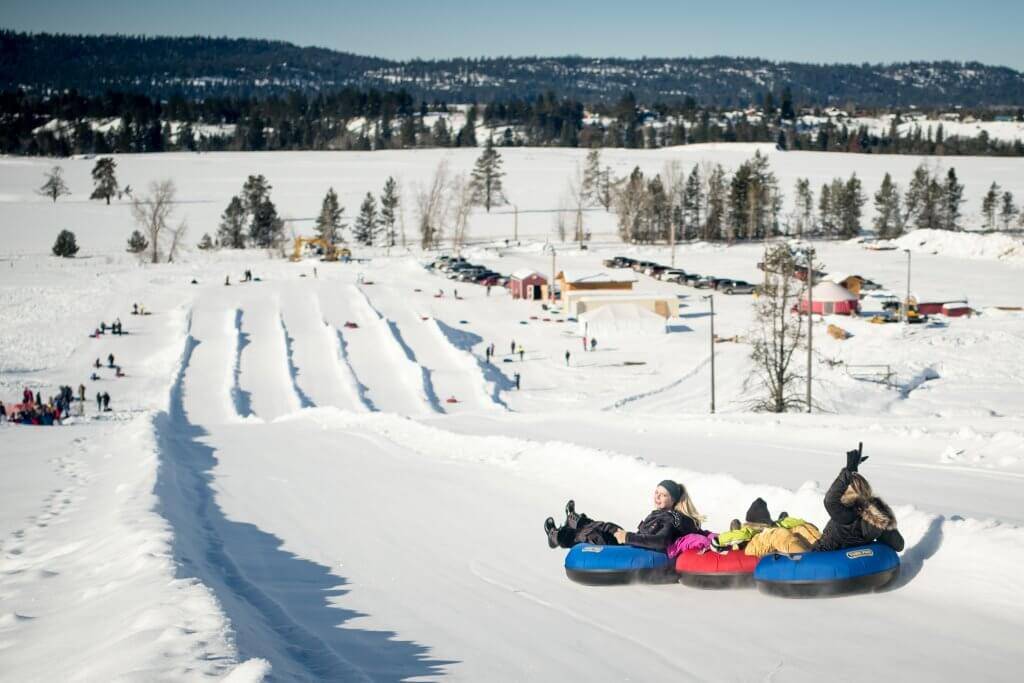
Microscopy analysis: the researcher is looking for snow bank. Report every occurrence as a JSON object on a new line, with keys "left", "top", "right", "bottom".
{"left": 889, "top": 229, "right": 1024, "bottom": 263}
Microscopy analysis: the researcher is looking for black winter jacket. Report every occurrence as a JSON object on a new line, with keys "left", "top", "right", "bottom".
{"left": 624, "top": 509, "right": 703, "bottom": 552}
{"left": 813, "top": 469, "right": 905, "bottom": 552}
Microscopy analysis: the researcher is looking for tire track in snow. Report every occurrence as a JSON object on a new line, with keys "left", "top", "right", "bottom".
{"left": 602, "top": 354, "right": 712, "bottom": 411}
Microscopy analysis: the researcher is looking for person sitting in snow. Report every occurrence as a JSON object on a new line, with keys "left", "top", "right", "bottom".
{"left": 544, "top": 481, "right": 706, "bottom": 552}
{"left": 812, "top": 446, "right": 904, "bottom": 553}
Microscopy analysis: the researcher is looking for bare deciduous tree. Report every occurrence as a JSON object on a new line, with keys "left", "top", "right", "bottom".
{"left": 131, "top": 179, "right": 187, "bottom": 263}
{"left": 447, "top": 173, "right": 475, "bottom": 254}
{"left": 747, "top": 244, "right": 818, "bottom": 412}
{"left": 417, "top": 160, "right": 449, "bottom": 249}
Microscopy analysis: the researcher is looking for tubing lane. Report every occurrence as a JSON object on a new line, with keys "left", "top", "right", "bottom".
{"left": 278, "top": 284, "right": 368, "bottom": 412}
{"left": 237, "top": 296, "right": 302, "bottom": 421}
{"left": 317, "top": 283, "right": 435, "bottom": 416}
{"left": 181, "top": 306, "right": 244, "bottom": 425}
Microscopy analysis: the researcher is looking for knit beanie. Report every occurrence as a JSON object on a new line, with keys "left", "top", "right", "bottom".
{"left": 745, "top": 497, "right": 772, "bottom": 525}
{"left": 658, "top": 480, "right": 683, "bottom": 505}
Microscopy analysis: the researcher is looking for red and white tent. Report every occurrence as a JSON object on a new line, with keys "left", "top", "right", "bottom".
{"left": 799, "top": 281, "right": 859, "bottom": 315}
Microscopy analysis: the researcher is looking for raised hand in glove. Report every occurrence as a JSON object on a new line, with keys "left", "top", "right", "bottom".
{"left": 846, "top": 446, "right": 868, "bottom": 472}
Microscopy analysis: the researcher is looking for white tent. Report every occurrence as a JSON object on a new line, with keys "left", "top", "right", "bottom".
{"left": 802, "top": 281, "right": 859, "bottom": 302}
{"left": 577, "top": 304, "right": 666, "bottom": 342}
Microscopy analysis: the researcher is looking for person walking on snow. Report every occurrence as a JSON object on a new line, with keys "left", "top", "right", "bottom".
{"left": 102, "top": 392, "right": 111, "bottom": 411}
{"left": 96, "top": 392, "right": 102, "bottom": 411}
{"left": 590, "top": 338, "right": 597, "bottom": 352}
{"left": 565, "top": 350, "right": 571, "bottom": 366}
{"left": 108, "top": 353, "right": 115, "bottom": 368}
{"left": 582, "top": 336, "right": 588, "bottom": 351}
{"left": 78, "top": 384, "right": 86, "bottom": 402}
{"left": 514, "top": 372, "right": 521, "bottom": 390}
{"left": 518, "top": 346, "right": 525, "bottom": 362}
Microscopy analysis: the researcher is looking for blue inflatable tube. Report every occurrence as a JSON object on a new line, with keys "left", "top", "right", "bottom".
{"left": 564, "top": 544, "right": 674, "bottom": 585}
{"left": 754, "top": 543, "right": 900, "bottom": 597}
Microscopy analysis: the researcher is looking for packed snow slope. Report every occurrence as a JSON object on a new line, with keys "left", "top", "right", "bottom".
{"left": 2, "top": 147, "right": 1024, "bottom": 681}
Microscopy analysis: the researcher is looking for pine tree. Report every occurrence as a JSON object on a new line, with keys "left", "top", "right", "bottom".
{"left": 470, "top": 136, "right": 506, "bottom": 212}
{"left": 793, "top": 178, "right": 814, "bottom": 237}
{"left": 457, "top": 106, "right": 478, "bottom": 147}
{"left": 52, "top": 229, "right": 79, "bottom": 257}
{"left": 379, "top": 177, "right": 400, "bottom": 248}
{"left": 353, "top": 192, "right": 379, "bottom": 246}
{"left": 241, "top": 174, "right": 272, "bottom": 217}
{"left": 197, "top": 233, "right": 214, "bottom": 250}
{"left": 249, "top": 199, "right": 284, "bottom": 248}
{"left": 126, "top": 230, "right": 149, "bottom": 254}
{"left": 87, "top": 157, "right": 119, "bottom": 204}
{"left": 981, "top": 182, "right": 1001, "bottom": 231}
{"left": 704, "top": 164, "right": 727, "bottom": 241}
{"left": 904, "top": 163, "right": 933, "bottom": 230}
{"left": 38, "top": 165, "right": 71, "bottom": 202}
{"left": 818, "top": 183, "right": 835, "bottom": 236}
{"left": 838, "top": 173, "right": 865, "bottom": 238}
{"left": 315, "top": 188, "right": 345, "bottom": 245}
{"left": 597, "top": 166, "right": 619, "bottom": 211}
{"left": 1000, "top": 191, "right": 1019, "bottom": 230}
{"left": 942, "top": 168, "right": 964, "bottom": 231}
{"left": 582, "top": 148, "right": 602, "bottom": 206}
{"left": 218, "top": 196, "right": 248, "bottom": 248}
{"left": 431, "top": 117, "right": 451, "bottom": 146}
{"left": 682, "top": 165, "right": 703, "bottom": 239}
{"left": 873, "top": 173, "right": 902, "bottom": 239}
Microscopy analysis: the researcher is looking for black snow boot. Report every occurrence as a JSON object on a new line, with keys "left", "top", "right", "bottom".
{"left": 545, "top": 517, "right": 559, "bottom": 549}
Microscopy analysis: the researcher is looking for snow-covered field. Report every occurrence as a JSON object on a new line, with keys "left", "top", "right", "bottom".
{"left": 2, "top": 147, "right": 1024, "bottom": 681}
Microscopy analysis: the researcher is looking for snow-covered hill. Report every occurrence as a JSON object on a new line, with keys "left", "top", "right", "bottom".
{"left": 2, "top": 148, "right": 1024, "bottom": 681}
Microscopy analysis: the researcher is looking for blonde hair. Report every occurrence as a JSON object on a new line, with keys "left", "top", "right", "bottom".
{"left": 840, "top": 473, "right": 873, "bottom": 506}
{"left": 672, "top": 482, "right": 705, "bottom": 525}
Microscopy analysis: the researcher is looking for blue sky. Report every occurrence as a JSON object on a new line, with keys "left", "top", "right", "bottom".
{"left": 3, "top": 0, "right": 1022, "bottom": 69}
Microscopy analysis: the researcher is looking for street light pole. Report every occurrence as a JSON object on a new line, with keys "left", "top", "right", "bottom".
{"left": 806, "top": 249, "right": 814, "bottom": 413}
{"left": 704, "top": 294, "right": 716, "bottom": 414}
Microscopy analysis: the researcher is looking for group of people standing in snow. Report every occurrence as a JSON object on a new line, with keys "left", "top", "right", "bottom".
{"left": 1, "top": 385, "right": 85, "bottom": 426}
{"left": 544, "top": 447, "right": 903, "bottom": 557}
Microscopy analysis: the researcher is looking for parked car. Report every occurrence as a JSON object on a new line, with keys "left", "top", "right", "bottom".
{"left": 615, "top": 257, "right": 637, "bottom": 268}
{"left": 646, "top": 265, "right": 668, "bottom": 277}
{"left": 693, "top": 275, "right": 717, "bottom": 289}
{"left": 659, "top": 269, "right": 687, "bottom": 282}
{"left": 633, "top": 260, "right": 657, "bottom": 272}
{"left": 681, "top": 272, "right": 703, "bottom": 285}
{"left": 719, "top": 279, "right": 756, "bottom": 295}
{"left": 602, "top": 258, "right": 621, "bottom": 268}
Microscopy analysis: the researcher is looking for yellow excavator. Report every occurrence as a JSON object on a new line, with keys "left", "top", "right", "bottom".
{"left": 289, "top": 237, "right": 351, "bottom": 262}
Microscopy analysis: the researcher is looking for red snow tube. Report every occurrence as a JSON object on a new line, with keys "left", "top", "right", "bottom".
{"left": 675, "top": 549, "right": 759, "bottom": 589}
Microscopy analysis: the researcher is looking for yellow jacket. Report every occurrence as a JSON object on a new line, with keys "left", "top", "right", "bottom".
{"left": 745, "top": 520, "right": 822, "bottom": 557}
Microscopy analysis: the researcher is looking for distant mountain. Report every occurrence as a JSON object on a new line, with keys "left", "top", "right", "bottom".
{"left": 3, "top": 30, "right": 1024, "bottom": 107}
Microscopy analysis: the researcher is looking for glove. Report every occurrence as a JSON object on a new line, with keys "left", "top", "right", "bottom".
{"left": 846, "top": 448, "right": 868, "bottom": 472}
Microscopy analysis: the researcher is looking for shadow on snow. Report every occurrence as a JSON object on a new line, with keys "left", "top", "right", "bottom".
{"left": 154, "top": 333, "right": 454, "bottom": 680}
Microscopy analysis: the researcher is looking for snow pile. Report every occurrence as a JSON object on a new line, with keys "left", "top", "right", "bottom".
{"left": 889, "top": 229, "right": 1024, "bottom": 263}
{"left": 578, "top": 303, "right": 666, "bottom": 341}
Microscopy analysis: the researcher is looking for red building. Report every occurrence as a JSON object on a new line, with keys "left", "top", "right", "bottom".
{"left": 509, "top": 270, "right": 547, "bottom": 300}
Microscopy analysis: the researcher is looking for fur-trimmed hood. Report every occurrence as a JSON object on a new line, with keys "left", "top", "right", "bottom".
{"left": 856, "top": 497, "right": 897, "bottom": 531}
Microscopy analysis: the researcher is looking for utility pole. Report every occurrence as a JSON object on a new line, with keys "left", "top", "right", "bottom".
{"left": 670, "top": 216, "right": 676, "bottom": 268}
{"left": 704, "top": 294, "right": 716, "bottom": 414}
{"left": 513, "top": 204, "right": 518, "bottom": 243}
{"left": 806, "top": 249, "right": 814, "bottom": 413}
{"left": 903, "top": 248, "right": 912, "bottom": 324}
{"left": 545, "top": 242, "right": 557, "bottom": 303}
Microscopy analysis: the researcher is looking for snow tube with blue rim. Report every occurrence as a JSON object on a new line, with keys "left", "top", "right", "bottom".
{"left": 564, "top": 544, "right": 674, "bottom": 585}
{"left": 754, "top": 543, "right": 900, "bottom": 597}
